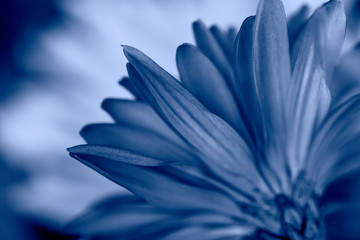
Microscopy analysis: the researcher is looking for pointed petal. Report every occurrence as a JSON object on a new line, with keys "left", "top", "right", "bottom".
{"left": 288, "top": 0, "right": 346, "bottom": 174}
{"left": 122, "top": 46, "right": 269, "bottom": 193}
{"left": 68, "top": 144, "right": 173, "bottom": 166}
{"left": 67, "top": 194, "right": 170, "bottom": 238}
{"left": 80, "top": 124, "right": 197, "bottom": 163}
{"left": 210, "top": 25, "right": 233, "bottom": 61}
{"left": 307, "top": 95, "right": 360, "bottom": 189}
{"left": 227, "top": 27, "right": 237, "bottom": 46}
{"left": 287, "top": 6, "right": 310, "bottom": 51}
{"left": 119, "top": 77, "right": 144, "bottom": 101}
{"left": 101, "top": 99, "right": 188, "bottom": 149}
{"left": 176, "top": 43, "right": 243, "bottom": 132}
{"left": 291, "top": 0, "right": 346, "bottom": 77}
{"left": 69, "top": 151, "right": 243, "bottom": 218}
{"left": 67, "top": 194, "right": 253, "bottom": 240}
{"left": 253, "top": 0, "right": 291, "bottom": 131}
{"left": 253, "top": 0, "right": 292, "bottom": 192}
{"left": 192, "top": 20, "right": 233, "bottom": 86}
{"left": 331, "top": 44, "right": 360, "bottom": 106}
{"left": 233, "top": 16, "right": 263, "bottom": 150}
{"left": 234, "top": 16, "right": 282, "bottom": 193}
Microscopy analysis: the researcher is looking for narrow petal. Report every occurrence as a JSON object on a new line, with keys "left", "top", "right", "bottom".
{"left": 67, "top": 194, "right": 170, "bottom": 239}
{"left": 253, "top": 0, "right": 292, "bottom": 192}
{"left": 234, "top": 16, "right": 281, "bottom": 193}
{"left": 67, "top": 194, "right": 253, "bottom": 240}
{"left": 307, "top": 95, "right": 360, "bottom": 189}
{"left": 210, "top": 25, "right": 233, "bottom": 61}
{"left": 287, "top": 6, "right": 310, "bottom": 51}
{"left": 176, "top": 43, "right": 244, "bottom": 133}
{"left": 69, "top": 151, "right": 244, "bottom": 218}
{"left": 289, "top": 0, "right": 346, "bottom": 175}
{"left": 123, "top": 45, "right": 269, "bottom": 193}
{"left": 330, "top": 43, "right": 360, "bottom": 106}
{"left": 68, "top": 144, "right": 171, "bottom": 166}
{"left": 101, "top": 99, "right": 188, "bottom": 149}
{"left": 291, "top": 0, "right": 346, "bottom": 77}
{"left": 233, "top": 16, "right": 263, "bottom": 150}
{"left": 227, "top": 27, "right": 237, "bottom": 46}
{"left": 80, "top": 124, "right": 197, "bottom": 163}
{"left": 119, "top": 77, "right": 144, "bottom": 101}
{"left": 192, "top": 20, "right": 233, "bottom": 86}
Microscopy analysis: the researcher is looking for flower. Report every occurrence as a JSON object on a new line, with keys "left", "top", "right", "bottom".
{"left": 68, "top": 0, "right": 360, "bottom": 239}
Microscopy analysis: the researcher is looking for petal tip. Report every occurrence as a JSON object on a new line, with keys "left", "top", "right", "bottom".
{"left": 101, "top": 98, "right": 114, "bottom": 111}
{"left": 176, "top": 43, "right": 196, "bottom": 55}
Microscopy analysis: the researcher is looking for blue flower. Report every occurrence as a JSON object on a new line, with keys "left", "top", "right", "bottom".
{"left": 68, "top": 0, "right": 360, "bottom": 239}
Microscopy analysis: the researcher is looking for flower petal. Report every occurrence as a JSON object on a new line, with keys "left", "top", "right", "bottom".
{"left": 119, "top": 77, "right": 144, "bottom": 101}
{"left": 69, "top": 151, "right": 244, "bottom": 218}
{"left": 227, "top": 27, "right": 237, "bottom": 46}
{"left": 291, "top": 0, "right": 346, "bottom": 77}
{"left": 289, "top": 0, "right": 346, "bottom": 175}
{"left": 68, "top": 144, "right": 170, "bottom": 166}
{"left": 101, "top": 99, "right": 188, "bottom": 149}
{"left": 176, "top": 43, "right": 244, "bottom": 133}
{"left": 210, "top": 25, "right": 233, "bottom": 61}
{"left": 67, "top": 194, "right": 170, "bottom": 239}
{"left": 330, "top": 44, "right": 360, "bottom": 106}
{"left": 67, "top": 194, "right": 253, "bottom": 240}
{"left": 233, "top": 16, "right": 263, "bottom": 150}
{"left": 192, "top": 20, "right": 233, "bottom": 86}
{"left": 253, "top": 0, "right": 292, "bottom": 192}
{"left": 80, "top": 124, "right": 197, "bottom": 163}
{"left": 234, "top": 16, "right": 281, "bottom": 193}
{"left": 307, "top": 95, "right": 360, "bottom": 189}
{"left": 287, "top": 6, "right": 310, "bottom": 52}
{"left": 122, "top": 45, "right": 269, "bottom": 193}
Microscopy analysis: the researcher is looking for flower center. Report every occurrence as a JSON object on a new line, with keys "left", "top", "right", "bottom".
{"left": 248, "top": 172, "right": 326, "bottom": 239}
{"left": 275, "top": 194, "right": 324, "bottom": 239}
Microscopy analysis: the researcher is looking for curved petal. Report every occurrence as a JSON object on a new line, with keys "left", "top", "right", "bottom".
{"left": 331, "top": 44, "right": 360, "bottom": 106}
{"left": 210, "top": 25, "right": 234, "bottom": 61}
{"left": 68, "top": 144, "right": 171, "bottom": 166}
{"left": 287, "top": 6, "right": 310, "bottom": 52}
{"left": 227, "top": 27, "right": 237, "bottom": 47}
{"left": 192, "top": 20, "right": 233, "bottom": 87}
{"left": 122, "top": 45, "right": 269, "bottom": 194}
{"left": 119, "top": 77, "right": 144, "bottom": 101}
{"left": 80, "top": 124, "right": 197, "bottom": 163}
{"left": 287, "top": 1, "right": 346, "bottom": 176}
{"left": 307, "top": 95, "right": 360, "bottom": 189}
{"left": 68, "top": 151, "right": 244, "bottom": 218}
{"left": 67, "top": 194, "right": 170, "bottom": 239}
{"left": 101, "top": 99, "right": 189, "bottom": 149}
{"left": 234, "top": 16, "right": 280, "bottom": 193}
{"left": 176, "top": 43, "right": 244, "bottom": 134}
{"left": 233, "top": 16, "right": 263, "bottom": 151}
{"left": 67, "top": 194, "right": 254, "bottom": 240}
{"left": 253, "top": 0, "right": 292, "bottom": 193}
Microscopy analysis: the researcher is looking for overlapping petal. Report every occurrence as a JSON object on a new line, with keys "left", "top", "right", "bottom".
{"left": 67, "top": 0, "right": 360, "bottom": 239}
{"left": 176, "top": 43, "right": 243, "bottom": 134}
{"left": 123, "top": 45, "right": 269, "bottom": 194}
{"left": 253, "top": 0, "right": 292, "bottom": 193}
{"left": 287, "top": 0, "right": 346, "bottom": 176}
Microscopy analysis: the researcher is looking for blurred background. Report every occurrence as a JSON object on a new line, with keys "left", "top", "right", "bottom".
{"left": 0, "top": 0, "right": 358, "bottom": 239}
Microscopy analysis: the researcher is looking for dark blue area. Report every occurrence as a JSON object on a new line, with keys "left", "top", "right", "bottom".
{"left": 0, "top": 0, "right": 65, "bottom": 101}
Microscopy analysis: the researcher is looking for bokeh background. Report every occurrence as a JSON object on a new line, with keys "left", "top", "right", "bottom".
{"left": 0, "top": 0, "right": 359, "bottom": 238}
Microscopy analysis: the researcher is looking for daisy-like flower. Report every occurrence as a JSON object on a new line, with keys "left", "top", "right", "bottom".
{"left": 68, "top": 0, "right": 359, "bottom": 239}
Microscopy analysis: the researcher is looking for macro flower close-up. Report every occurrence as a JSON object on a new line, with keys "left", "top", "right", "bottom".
{"left": 66, "top": 0, "right": 360, "bottom": 239}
